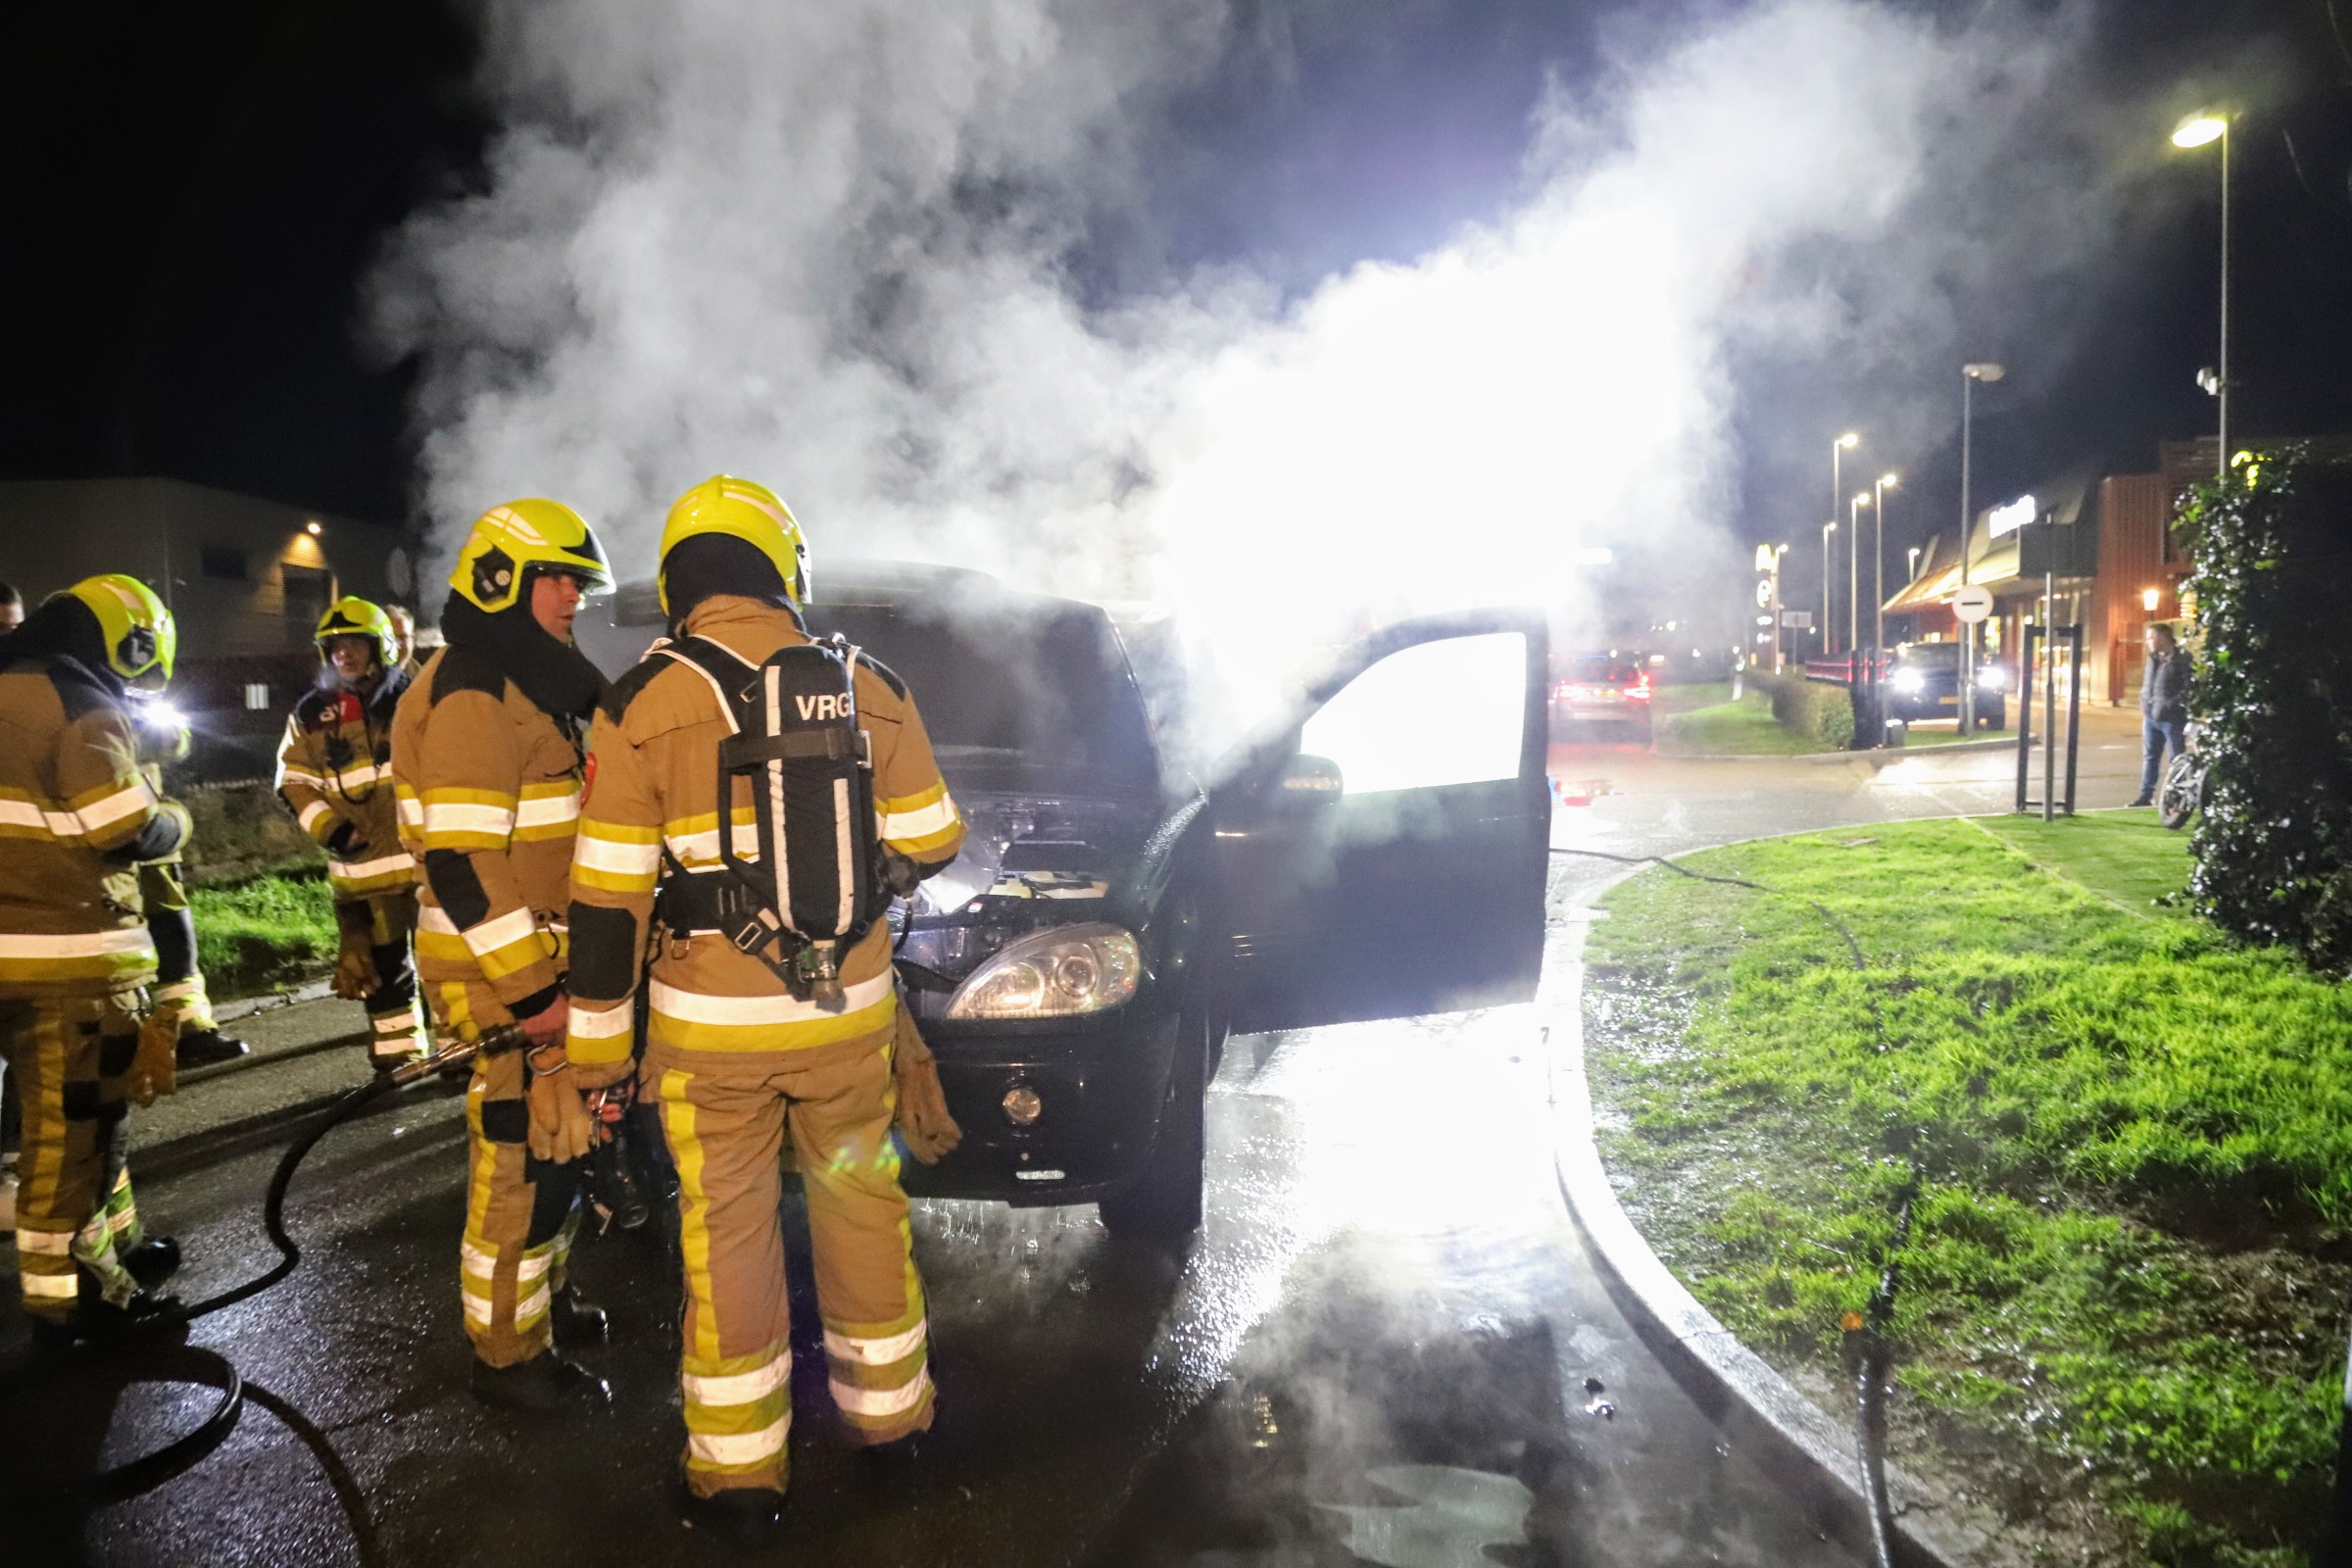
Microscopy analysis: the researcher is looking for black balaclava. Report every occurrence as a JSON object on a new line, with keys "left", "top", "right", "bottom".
{"left": 662, "top": 534, "right": 796, "bottom": 636}
{"left": 438, "top": 572, "right": 608, "bottom": 724}
{"left": 0, "top": 594, "right": 119, "bottom": 693}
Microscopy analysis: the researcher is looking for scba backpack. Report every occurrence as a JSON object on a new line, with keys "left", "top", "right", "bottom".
{"left": 654, "top": 634, "right": 889, "bottom": 1007}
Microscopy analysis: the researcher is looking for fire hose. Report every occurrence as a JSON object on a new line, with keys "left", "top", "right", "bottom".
{"left": 0, "top": 1024, "right": 527, "bottom": 1520}
{"left": 1552, "top": 846, "right": 1921, "bottom": 1568}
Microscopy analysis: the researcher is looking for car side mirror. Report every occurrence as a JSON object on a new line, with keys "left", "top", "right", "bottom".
{"left": 1277, "top": 752, "right": 1344, "bottom": 805}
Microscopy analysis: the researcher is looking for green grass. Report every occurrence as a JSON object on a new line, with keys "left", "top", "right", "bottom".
{"left": 1586, "top": 815, "right": 2351, "bottom": 1565}
{"left": 188, "top": 873, "right": 338, "bottom": 1000}
{"left": 1654, "top": 689, "right": 1819, "bottom": 755}
{"left": 1653, "top": 681, "right": 1734, "bottom": 715}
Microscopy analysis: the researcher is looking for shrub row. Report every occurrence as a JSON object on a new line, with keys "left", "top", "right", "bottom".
{"left": 1746, "top": 670, "right": 1855, "bottom": 750}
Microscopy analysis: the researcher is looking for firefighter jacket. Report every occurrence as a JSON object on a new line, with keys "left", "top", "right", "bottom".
{"left": 275, "top": 665, "right": 415, "bottom": 901}
{"left": 0, "top": 655, "right": 188, "bottom": 997}
{"left": 564, "top": 595, "right": 965, "bottom": 1070}
{"left": 391, "top": 647, "right": 588, "bottom": 1021}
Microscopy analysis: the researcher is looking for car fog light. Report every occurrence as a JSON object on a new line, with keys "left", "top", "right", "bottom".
{"left": 1002, "top": 1085, "right": 1044, "bottom": 1126}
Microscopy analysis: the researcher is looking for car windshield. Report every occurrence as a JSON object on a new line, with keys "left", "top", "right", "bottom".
{"left": 1567, "top": 657, "right": 1643, "bottom": 685}
{"left": 1894, "top": 643, "right": 1960, "bottom": 669}
{"left": 806, "top": 598, "right": 1161, "bottom": 800}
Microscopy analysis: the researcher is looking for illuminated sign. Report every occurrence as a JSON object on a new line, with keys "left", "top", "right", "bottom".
{"left": 1987, "top": 494, "right": 2037, "bottom": 537}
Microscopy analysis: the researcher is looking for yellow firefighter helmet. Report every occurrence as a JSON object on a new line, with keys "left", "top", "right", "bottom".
{"left": 60, "top": 573, "right": 176, "bottom": 691}
{"left": 447, "top": 499, "right": 614, "bottom": 614}
{"left": 657, "top": 475, "right": 810, "bottom": 615}
{"left": 314, "top": 596, "right": 397, "bottom": 667}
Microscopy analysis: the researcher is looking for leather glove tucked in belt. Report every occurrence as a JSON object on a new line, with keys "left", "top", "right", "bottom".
{"left": 524, "top": 1046, "right": 597, "bottom": 1163}
{"left": 127, "top": 1006, "right": 179, "bottom": 1106}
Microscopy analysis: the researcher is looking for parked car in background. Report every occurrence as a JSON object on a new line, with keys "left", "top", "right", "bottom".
{"left": 1552, "top": 653, "right": 1654, "bottom": 738}
{"left": 1885, "top": 641, "right": 2006, "bottom": 729}
{"left": 577, "top": 565, "right": 1552, "bottom": 1241}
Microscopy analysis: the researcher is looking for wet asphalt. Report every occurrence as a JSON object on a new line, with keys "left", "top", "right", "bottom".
{"left": 3, "top": 709, "right": 2146, "bottom": 1567}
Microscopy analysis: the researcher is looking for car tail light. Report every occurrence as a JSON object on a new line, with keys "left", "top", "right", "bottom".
{"left": 1627, "top": 675, "right": 1652, "bottom": 702}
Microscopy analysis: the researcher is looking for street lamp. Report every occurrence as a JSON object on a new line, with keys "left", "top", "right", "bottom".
{"left": 1960, "top": 363, "right": 2005, "bottom": 734}
{"left": 1755, "top": 542, "right": 1790, "bottom": 672}
{"left": 1908, "top": 545, "right": 1922, "bottom": 581}
{"left": 1829, "top": 431, "right": 1859, "bottom": 654}
{"left": 1874, "top": 473, "right": 1898, "bottom": 664}
{"left": 2172, "top": 111, "right": 2231, "bottom": 477}
{"left": 1850, "top": 491, "right": 1872, "bottom": 663}
{"left": 1822, "top": 519, "right": 1838, "bottom": 661}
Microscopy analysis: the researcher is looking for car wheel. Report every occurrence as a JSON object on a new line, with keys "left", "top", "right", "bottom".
{"left": 1098, "top": 1010, "right": 1207, "bottom": 1244}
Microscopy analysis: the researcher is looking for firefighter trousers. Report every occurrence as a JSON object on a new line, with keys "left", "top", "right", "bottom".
{"left": 427, "top": 978, "right": 581, "bottom": 1368}
{"left": 0, "top": 992, "right": 150, "bottom": 1322}
{"left": 139, "top": 859, "right": 218, "bottom": 1036}
{"left": 644, "top": 1024, "right": 933, "bottom": 1497}
{"left": 342, "top": 892, "right": 426, "bottom": 1066}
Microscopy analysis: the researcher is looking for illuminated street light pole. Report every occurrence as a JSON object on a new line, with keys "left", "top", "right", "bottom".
{"left": 2173, "top": 112, "right": 2231, "bottom": 476}
{"left": 1822, "top": 519, "right": 1838, "bottom": 657}
{"left": 1829, "top": 431, "right": 1859, "bottom": 654}
{"left": 1756, "top": 543, "right": 1789, "bottom": 672}
{"left": 1960, "top": 363, "right": 2005, "bottom": 735}
{"left": 1848, "top": 491, "right": 1873, "bottom": 667}
{"left": 1874, "top": 473, "right": 1898, "bottom": 666}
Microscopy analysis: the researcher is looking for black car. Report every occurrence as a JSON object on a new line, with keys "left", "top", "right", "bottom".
{"left": 578, "top": 564, "right": 1552, "bottom": 1240}
{"left": 1883, "top": 641, "right": 2006, "bottom": 729}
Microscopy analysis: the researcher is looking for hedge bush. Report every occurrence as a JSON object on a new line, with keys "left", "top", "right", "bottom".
{"left": 1748, "top": 670, "right": 1855, "bottom": 750}
{"left": 2174, "top": 449, "right": 2352, "bottom": 974}
{"left": 182, "top": 780, "right": 324, "bottom": 888}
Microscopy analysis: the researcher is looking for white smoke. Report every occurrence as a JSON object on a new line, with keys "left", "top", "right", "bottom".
{"left": 373, "top": 0, "right": 2100, "bottom": 728}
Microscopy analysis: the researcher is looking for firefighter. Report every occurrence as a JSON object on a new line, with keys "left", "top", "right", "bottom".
{"left": 276, "top": 598, "right": 428, "bottom": 1070}
{"left": 122, "top": 693, "right": 252, "bottom": 1070}
{"left": 391, "top": 500, "right": 616, "bottom": 1412}
{"left": 564, "top": 475, "right": 964, "bottom": 1534}
{"left": 0, "top": 576, "right": 191, "bottom": 1334}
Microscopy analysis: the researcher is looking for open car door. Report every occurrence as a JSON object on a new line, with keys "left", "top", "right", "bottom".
{"left": 1208, "top": 610, "right": 1550, "bottom": 1032}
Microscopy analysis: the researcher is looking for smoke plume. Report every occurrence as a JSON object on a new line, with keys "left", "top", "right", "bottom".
{"left": 373, "top": 0, "right": 2107, "bottom": 720}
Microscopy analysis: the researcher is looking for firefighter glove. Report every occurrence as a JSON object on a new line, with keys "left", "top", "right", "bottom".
{"left": 525, "top": 1046, "right": 597, "bottom": 1163}
{"left": 128, "top": 1006, "right": 180, "bottom": 1106}
{"left": 891, "top": 1001, "right": 961, "bottom": 1165}
{"left": 567, "top": 1052, "right": 635, "bottom": 1091}
{"left": 332, "top": 924, "right": 380, "bottom": 1001}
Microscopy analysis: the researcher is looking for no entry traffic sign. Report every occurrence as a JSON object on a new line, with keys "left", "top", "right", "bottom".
{"left": 1951, "top": 584, "right": 1994, "bottom": 623}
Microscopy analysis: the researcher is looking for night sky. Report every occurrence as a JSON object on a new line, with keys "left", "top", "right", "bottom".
{"left": 6, "top": 0, "right": 2349, "bottom": 612}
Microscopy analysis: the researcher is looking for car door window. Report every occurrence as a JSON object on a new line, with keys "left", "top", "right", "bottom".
{"left": 1297, "top": 631, "right": 1526, "bottom": 795}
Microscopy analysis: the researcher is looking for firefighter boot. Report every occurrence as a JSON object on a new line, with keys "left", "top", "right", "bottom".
{"left": 468, "top": 1351, "right": 612, "bottom": 1415}
{"left": 174, "top": 1029, "right": 250, "bottom": 1068}
{"left": 677, "top": 1480, "right": 787, "bottom": 1543}
{"left": 122, "top": 1235, "right": 182, "bottom": 1290}
{"left": 550, "top": 1287, "right": 611, "bottom": 1342}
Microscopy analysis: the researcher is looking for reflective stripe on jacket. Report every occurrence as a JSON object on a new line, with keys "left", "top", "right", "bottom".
{"left": 390, "top": 648, "right": 582, "bottom": 1017}
{"left": 0, "top": 658, "right": 186, "bottom": 996}
{"left": 564, "top": 595, "right": 965, "bottom": 1065}
{"left": 275, "top": 666, "right": 416, "bottom": 901}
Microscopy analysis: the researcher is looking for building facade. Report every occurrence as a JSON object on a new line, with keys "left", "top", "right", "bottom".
{"left": 1886, "top": 435, "right": 2352, "bottom": 708}
{"left": 0, "top": 477, "right": 422, "bottom": 776}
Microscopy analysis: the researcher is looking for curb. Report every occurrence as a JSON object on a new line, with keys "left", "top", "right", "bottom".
{"left": 213, "top": 980, "right": 335, "bottom": 1024}
{"left": 1653, "top": 736, "right": 2016, "bottom": 765}
{"left": 1544, "top": 868, "right": 2003, "bottom": 1568}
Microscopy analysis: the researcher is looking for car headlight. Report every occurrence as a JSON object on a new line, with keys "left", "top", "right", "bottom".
{"left": 1890, "top": 669, "right": 1925, "bottom": 694}
{"left": 1976, "top": 667, "right": 2005, "bottom": 691}
{"left": 946, "top": 922, "right": 1142, "bottom": 1020}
